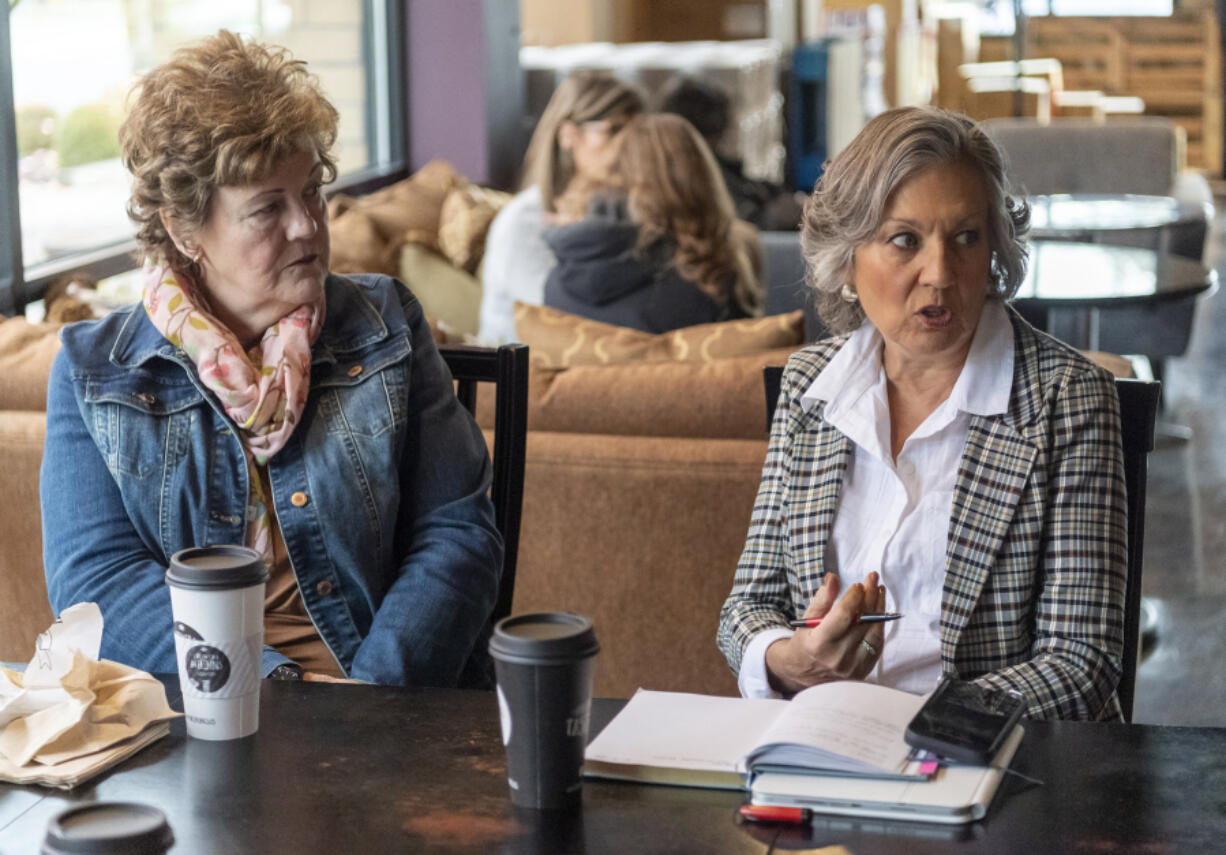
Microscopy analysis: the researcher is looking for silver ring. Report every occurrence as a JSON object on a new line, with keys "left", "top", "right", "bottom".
{"left": 860, "top": 638, "right": 879, "bottom": 658}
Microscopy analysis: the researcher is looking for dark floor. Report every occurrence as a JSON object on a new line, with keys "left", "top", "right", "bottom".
{"left": 1131, "top": 207, "right": 1226, "bottom": 726}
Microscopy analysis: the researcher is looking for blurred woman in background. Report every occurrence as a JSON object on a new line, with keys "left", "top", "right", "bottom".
{"left": 543, "top": 113, "right": 762, "bottom": 333}
{"left": 658, "top": 74, "right": 803, "bottom": 231}
{"left": 478, "top": 71, "right": 645, "bottom": 344}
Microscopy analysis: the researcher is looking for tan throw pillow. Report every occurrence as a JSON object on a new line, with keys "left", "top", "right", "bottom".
{"left": 513, "top": 303, "right": 805, "bottom": 369}
{"left": 352, "top": 159, "right": 460, "bottom": 249}
{"left": 469, "top": 346, "right": 798, "bottom": 439}
{"left": 399, "top": 243, "right": 483, "bottom": 338}
{"left": 329, "top": 209, "right": 393, "bottom": 276}
{"left": 526, "top": 346, "right": 799, "bottom": 439}
{"left": 0, "top": 317, "right": 63, "bottom": 411}
{"left": 437, "top": 184, "right": 513, "bottom": 274}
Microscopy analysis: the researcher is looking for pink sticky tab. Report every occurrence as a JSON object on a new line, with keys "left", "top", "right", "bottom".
{"left": 919, "top": 760, "right": 940, "bottom": 775}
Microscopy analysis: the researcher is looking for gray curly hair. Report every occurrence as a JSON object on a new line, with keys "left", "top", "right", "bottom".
{"left": 801, "top": 107, "right": 1030, "bottom": 335}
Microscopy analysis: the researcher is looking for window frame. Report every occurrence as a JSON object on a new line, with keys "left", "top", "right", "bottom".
{"left": 0, "top": 0, "right": 409, "bottom": 316}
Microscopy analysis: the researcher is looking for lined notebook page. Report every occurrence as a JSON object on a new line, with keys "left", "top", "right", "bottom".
{"left": 585, "top": 690, "right": 783, "bottom": 772}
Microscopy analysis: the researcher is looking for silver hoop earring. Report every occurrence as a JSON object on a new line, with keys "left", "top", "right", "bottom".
{"left": 840, "top": 283, "right": 858, "bottom": 303}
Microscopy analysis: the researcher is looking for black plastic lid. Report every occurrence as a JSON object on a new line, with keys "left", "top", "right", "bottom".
{"left": 165, "top": 545, "right": 269, "bottom": 591}
{"left": 41, "top": 802, "right": 174, "bottom": 854}
{"left": 488, "top": 612, "right": 599, "bottom": 665}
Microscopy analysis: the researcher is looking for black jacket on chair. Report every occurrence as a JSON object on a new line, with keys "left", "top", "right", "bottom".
{"left": 543, "top": 195, "right": 744, "bottom": 333}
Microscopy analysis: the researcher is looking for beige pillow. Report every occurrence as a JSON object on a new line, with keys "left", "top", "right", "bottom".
{"left": 399, "top": 243, "right": 482, "bottom": 338}
{"left": 351, "top": 159, "right": 460, "bottom": 248}
{"left": 529, "top": 346, "right": 798, "bottom": 439}
{"left": 437, "top": 184, "right": 513, "bottom": 274}
{"left": 513, "top": 303, "right": 805, "bottom": 369}
{"left": 329, "top": 209, "right": 393, "bottom": 276}
{"left": 0, "top": 317, "right": 63, "bottom": 411}
{"left": 471, "top": 345, "right": 797, "bottom": 440}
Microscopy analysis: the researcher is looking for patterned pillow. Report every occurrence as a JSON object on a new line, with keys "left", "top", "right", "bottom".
{"left": 437, "top": 184, "right": 513, "bottom": 275}
{"left": 513, "top": 303, "right": 805, "bottom": 368}
{"left": 349, "top": 159, "right": 460, "bottom": 248}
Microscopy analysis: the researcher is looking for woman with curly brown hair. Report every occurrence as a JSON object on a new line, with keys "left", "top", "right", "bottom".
{"left": 543, "top": 113, "right": 762, "bottom": 332}
{"left": 40, "top": 31, "right": 502, "bottom": 687}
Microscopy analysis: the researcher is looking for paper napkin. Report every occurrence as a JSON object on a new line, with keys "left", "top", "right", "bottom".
{"left": 0, "top": 603, "right": 181, "bottom": 788}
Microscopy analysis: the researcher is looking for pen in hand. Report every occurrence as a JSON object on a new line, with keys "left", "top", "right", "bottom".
{"left": 789, "top": 613, "right": 903, "bottom": 628}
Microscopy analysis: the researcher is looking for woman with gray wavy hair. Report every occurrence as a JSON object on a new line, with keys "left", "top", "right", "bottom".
{"left": 718, "top": 107, "right": 1128, "bottom": 721}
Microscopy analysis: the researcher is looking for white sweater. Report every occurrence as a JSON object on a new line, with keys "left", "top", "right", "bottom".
{"left": 478, "top": 186, "right": 556, "bottom": 344}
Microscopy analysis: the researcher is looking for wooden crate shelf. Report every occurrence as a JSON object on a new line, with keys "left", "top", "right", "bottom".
{"left": 1022, "top": 12, "right": 1222, "bottom": 173}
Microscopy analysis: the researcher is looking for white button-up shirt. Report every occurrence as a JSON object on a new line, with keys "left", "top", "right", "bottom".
{"left": 739, "top": 300, "right": 1015, "bottom": 698}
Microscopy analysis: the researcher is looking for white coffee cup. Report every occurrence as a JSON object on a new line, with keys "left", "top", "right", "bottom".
{"left": 165, "top": 546, "right": 269, "bottom": 740}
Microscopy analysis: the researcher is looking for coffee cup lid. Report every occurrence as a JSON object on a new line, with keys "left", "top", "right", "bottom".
{"left": 165, "top": 545, "right": 269, "bottom": 591}
{"left": 41, "top": 802, "right": 174, "bottom": 854}
{"left": 488, "top": 612, "right": 599, "bottom": 665}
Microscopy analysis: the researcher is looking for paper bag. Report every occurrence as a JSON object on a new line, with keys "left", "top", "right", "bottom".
{"left": 0, "top": 603, "right": 180, "bottom": 787}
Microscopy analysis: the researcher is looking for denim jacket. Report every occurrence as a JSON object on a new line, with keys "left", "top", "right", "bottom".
{"left": 40, "top": 273, "right": 502, "bottom": 686}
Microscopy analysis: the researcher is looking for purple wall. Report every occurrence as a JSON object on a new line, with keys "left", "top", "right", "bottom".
{"left": 406, "top": 1, "right": 490, "bottom": 183}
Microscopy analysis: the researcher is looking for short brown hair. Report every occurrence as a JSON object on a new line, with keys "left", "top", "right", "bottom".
{"left": 120, "top": 30, "right": 339, "bottom": 270}
{"left": 802, "top": 107, "right": 1030, "bottom": 334}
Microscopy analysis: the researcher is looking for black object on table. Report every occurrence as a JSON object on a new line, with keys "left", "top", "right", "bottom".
{"left": 4, "top": 678, "right": 1226, "bottom": 853}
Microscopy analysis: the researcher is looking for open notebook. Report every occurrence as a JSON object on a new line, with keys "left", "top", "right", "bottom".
{"left": 584, "top": 681, "right": 938, "bottom": 790}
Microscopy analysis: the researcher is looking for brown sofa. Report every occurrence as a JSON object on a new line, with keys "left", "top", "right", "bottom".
{"left": 0, "top": 314, "right": 788, "bottom": 698}
{"left": 0, "top": 319, "right": 59, "bottom": 662}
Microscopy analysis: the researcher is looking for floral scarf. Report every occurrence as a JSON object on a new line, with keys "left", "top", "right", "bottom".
{"left": 142, "top": 258, "right": 324, "bottom": 562}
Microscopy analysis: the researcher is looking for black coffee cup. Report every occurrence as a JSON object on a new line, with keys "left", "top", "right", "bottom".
{"left": 489, "top": 613, "right": 599, "bottom": 809}
{"left": 41, "top": 802, "right": 173, "bottom": 854}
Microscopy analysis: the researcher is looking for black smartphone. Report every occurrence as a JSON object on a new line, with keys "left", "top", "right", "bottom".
{"left": 904, "top": 677, "right": 1025, "bottom": 765}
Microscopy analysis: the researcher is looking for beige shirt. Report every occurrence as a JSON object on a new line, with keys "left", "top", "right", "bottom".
{"left": 254, "top": 465, "right": 345, "bottom": 677}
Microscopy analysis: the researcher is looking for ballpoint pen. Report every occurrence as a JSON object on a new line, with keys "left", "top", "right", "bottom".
{"left": 788, "top": 613, "right": 903, "bottom": 628}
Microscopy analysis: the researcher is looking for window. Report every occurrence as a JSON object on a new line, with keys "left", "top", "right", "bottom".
{"left": 979, "top": 0, "right": 1175, "bottom": 35}
{"left": 3, "top": 0, "right": 403, "bottom": 313}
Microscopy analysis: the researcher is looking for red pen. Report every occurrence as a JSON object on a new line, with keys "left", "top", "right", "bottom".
{"left": 739, "top": 804, "right": 812, "bottom": 824}
{"left": 789, "top": 613, "right": 903, "bottom": 628}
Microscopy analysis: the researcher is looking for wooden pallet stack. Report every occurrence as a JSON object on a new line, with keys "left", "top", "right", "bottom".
{"left": 1118, "top": 14, "right": 1221, "bottom": 172}
{"left": 1025, "top": 13, "right": 1222, "bottom": 173}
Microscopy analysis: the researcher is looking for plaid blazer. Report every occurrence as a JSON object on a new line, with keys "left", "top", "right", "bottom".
{"left": 717, "top": 307, "right": 1127, "bottom": 721}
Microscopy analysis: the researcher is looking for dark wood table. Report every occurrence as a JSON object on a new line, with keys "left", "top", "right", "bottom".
{"left": 1010, "top": 241, "right": 1215, "bottom": 352}
{"left": 3, "top": 679, "right": 1226, "bottom": 853}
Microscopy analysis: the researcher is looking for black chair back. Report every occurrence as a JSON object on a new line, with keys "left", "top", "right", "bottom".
{"left": 763, "top": 365, "right": 1160, "bottom": 722}
{"left": 439, "top": 343, "right": 529, "bottom": 625}
{"left": 1114, "top": 378, "right": 1160, "bottom": 722}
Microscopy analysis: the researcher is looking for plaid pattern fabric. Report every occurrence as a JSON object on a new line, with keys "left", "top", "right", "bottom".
{"left": 717, "top": 306, "right": 1127, "bottom": 721}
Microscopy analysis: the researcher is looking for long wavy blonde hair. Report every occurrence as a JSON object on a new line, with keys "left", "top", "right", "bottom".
{"left": 615, "top": 114, "right": 761, "bottom": 316}
{"left": 521, "top": 71, "right": 645, "bottom": 212}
